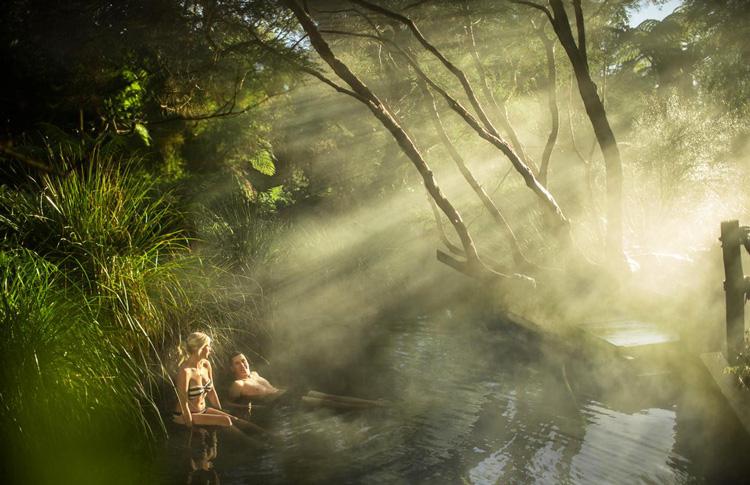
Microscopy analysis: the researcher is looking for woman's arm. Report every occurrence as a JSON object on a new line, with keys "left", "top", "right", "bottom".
{"left": 177, "top": 368, "right": 193, "bottom": 427}
{"left": 205, "top": 361, "right": 222, "bottom": 410}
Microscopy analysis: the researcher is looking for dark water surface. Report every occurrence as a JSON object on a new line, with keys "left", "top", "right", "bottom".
{"left": 159, "top": 316, "right": 750, "bottom": 484}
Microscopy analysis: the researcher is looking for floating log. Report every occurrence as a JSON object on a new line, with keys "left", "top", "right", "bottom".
{"left": 301, "top": 395, "right": 389, "bottom": 410}
{"left": 306, "top": 390, "right": 390, "bottom": 407}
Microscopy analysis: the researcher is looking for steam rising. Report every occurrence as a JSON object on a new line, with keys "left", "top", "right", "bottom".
{"left": 206, "top": 3, "right": 750, "bottom": 482}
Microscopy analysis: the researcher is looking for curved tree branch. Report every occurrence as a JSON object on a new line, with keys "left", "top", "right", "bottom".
{"left": 419, "top": 78, "right": 534, "bottom": 269}
{"left": 510, "top": 0, "right": 554, "bottom": 23}
{"left": 462, "top": 3, "right": 536, "bottom": 174}
{"left": 148, "top": 93, "right": 282, "bottom": 125}
{"left": 350, "top": 0, "right": 502, "bottom": 140}
{"left": 321, "top": 27, "right": 570, "bottom": 235}
{"left": 536, "top": 23, "right": 559, "bottom": 185}
{"left": 427, "top": 195, "right": 464, "bottom": 256}
{"left": 283, "top": 0, "right": 488, "bottom": 271}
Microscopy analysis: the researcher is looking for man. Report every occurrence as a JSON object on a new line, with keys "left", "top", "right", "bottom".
{"left": 228, "top": 352, "right": 284, "bottom": 403}
{"left": 228, "top": 351, "right": 390, "bottom": 411}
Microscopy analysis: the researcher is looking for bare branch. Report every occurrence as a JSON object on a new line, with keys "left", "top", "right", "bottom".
{"left": 427, "top": 195, "right": 464, "bottom": 256}
{"left": 404, "top": 1, "right": 431, "bottom": 10}
{"left": 283, "top": 0, "right": 486, "bottom": 267}
{"left": 437, "top": 250, "right": 536, "bottom": 289}
{"left": 301, "top": 66, "right": 365, "bottom": 100}
{"left": 462, "top": 3, "right": 536, "bottom": 173}
{"left": 323, "top": 25, "right": 570, "bottom": 234}
{"left": 419, "top": 77, "right": 534, "bottom": 269}
{"left": 510, "top": 0, "right": 554, "bottom": 24}
{"left": 536, "top": 24, "right": 559, "bottom": 185}
{"left": 246, "top": 23, "right": 368, "bottom": 102}
{"left": 149, "top": 96, "right": 273, "bottom": 124}
{"left": 351, "top": 0, "right": 501, "bottom": 139}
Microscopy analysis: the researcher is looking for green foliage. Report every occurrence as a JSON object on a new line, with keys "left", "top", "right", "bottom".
{"left": 250, "top": 148, "right": 276, "bottom": 176}
{"left": 627, "top": 94, "right": 741, "bottom": 201}
{"left": 1, "top": 157, "right": 185, "bottom": 284}
{"left": 0, "top": 150, "right": 221, "bottom": 482}
{"left": 0, "top": 248, "right": 159, "bottom": 484}
{"left": 133, "top": 123, "right": 151, "bottom": 146}
{"left": 257, "top": 184, "right": 294, "bottom": 211}
{"left": 193, "top": 191, "right": 286, "bottom": 273}
{"left": 0, "top": 251, "right": 115, "bottom": 427}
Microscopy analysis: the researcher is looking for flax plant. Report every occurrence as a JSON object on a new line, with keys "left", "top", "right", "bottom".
{"left": 0, "top": 155, "right": 200, "bottom": 482}
{"left": 0, "top": 144, "right": 284, "bottom": 483}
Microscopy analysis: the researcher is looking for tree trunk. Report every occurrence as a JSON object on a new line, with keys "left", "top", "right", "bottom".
{"left": 420, "top": 79, "right": 533, "bottom": 269}
{"left": 537, "top": 27, "right": 559, "bottom": 185}
{"left": 462, "top": 5, "right": 536, "bottom": 174}
{"left": 283, "top": 0, "right": 499, "bottom": 277}
{"left": 548, "top": 0, "right": 623, "bottom": 259}
{"left": 317, "top": 25, "right": 575, "bottom": 254}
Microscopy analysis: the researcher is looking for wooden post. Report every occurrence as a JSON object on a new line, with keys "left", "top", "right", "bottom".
{"left": 720, "top": 220, "right": 746, "bottom": 363}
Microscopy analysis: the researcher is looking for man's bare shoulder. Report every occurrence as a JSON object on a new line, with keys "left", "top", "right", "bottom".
{"left": 228, "top": 379, "right": 243, "bottom": 399}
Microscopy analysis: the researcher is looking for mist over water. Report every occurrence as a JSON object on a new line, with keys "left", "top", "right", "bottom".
{"left": 202, "top": 25, "right": 750, "bottom": 477}
{"left": 161, "top": 312, "right": 750, "bottom": 484}
{"left": 162, "top": 2, "right": 750, "bottom": 482}
{"left": 4, "top": 2, "right": 750, "bottom": 484}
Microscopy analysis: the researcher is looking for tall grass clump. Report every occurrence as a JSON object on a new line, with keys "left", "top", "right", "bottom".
{"left": 0, "top": 250, "right": 157, "bottom": 484}
{"left": 193, "top": 191, "right": 286, "bottom": 274}
{"left": 0, "top": 153, "right": 208, "bottom": 483}
{"left": 183, "top": 178, "right": 290, "bottom": 352}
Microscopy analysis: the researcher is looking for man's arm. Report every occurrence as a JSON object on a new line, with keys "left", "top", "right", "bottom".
{"left": 228, "top": 380, "right": 242, "bottom": 401}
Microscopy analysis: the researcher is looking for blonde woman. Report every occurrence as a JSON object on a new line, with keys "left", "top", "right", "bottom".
{"left": 173, "top": 332, "right": 235, "bottom": 428}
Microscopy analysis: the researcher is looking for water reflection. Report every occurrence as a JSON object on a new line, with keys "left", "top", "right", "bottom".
{"left": 569, "top": 406, "right": 681, "bottom": 484}
{"left": 186, "top": 429, "right": 219, "bottom": 485}
{"left": 160, "top": 316, "right": 750, "bottom": 484}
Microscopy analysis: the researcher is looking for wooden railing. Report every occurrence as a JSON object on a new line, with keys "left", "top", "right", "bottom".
{"left": 720, "top": 220, "right": 750, "bottom": 363}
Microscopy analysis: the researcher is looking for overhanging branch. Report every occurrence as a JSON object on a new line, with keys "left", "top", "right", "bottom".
{"left": 510, "top": 0, "right": 554, "bottom": 24}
